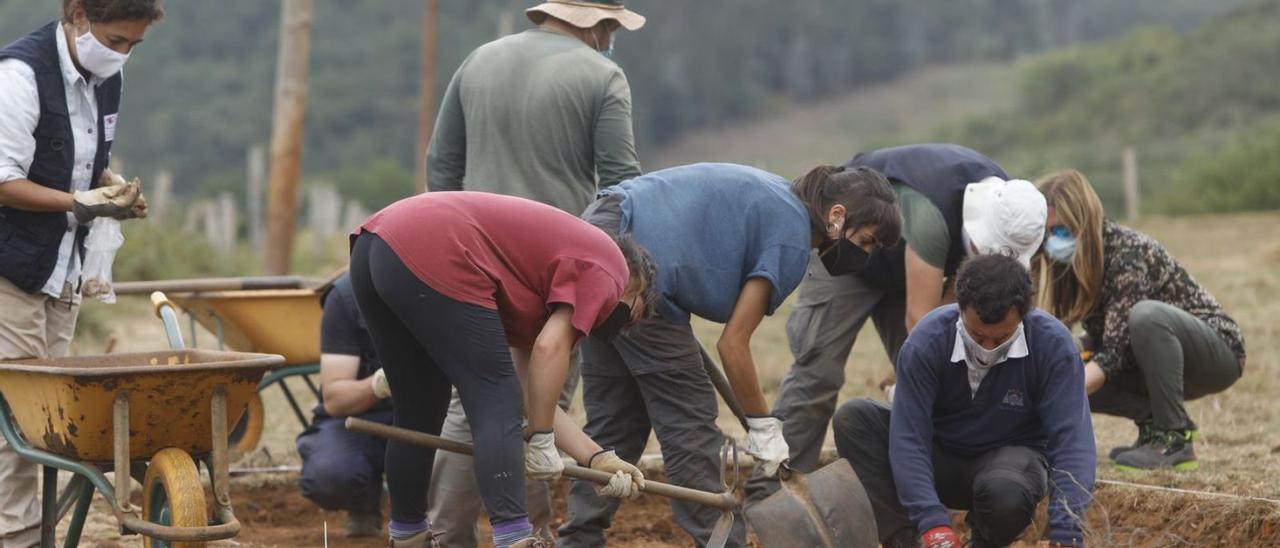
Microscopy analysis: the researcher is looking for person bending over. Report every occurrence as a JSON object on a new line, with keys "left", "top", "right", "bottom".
{"left": 834, "top": 254, "right": 1095, "bottom": 548}
{"left": 559, "top": 163, "right": 901, "bottom": 548}
{"left": 350, "top": 191, "right": 652, "bottom": 548}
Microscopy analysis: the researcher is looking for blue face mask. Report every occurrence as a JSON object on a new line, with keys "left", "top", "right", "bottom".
{"left": 1044, "top": 225, "right": 1077, "bottom": 264}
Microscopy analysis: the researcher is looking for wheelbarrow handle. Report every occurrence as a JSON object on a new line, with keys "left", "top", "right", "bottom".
{"left": 345, "top": 417, "right": 739, "bottom": 510}
{"left": 114, "top": 276, "right": 314, "bottom": 295}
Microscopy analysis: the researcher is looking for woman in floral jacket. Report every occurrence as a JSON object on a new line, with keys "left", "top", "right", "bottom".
{"left": 1032, "top": 170, "right": 1245, "bottom": 471}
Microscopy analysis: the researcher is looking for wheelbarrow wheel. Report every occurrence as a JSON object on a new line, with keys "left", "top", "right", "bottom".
{"left": 228, "top": 392, "right": 264, "bottom": 458}
{"left": 142, "top": 448, "right": 208, "bottom": 548}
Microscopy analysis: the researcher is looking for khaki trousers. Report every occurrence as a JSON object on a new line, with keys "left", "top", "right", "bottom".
{"left": 0, "top": 277, "right": 79, "bottom": 548}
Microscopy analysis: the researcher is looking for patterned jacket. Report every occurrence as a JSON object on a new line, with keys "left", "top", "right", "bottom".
{"left": 1083, "top": 220, "right": 1246, "bottom": 378}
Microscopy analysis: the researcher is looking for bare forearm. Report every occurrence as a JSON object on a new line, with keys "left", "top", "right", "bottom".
{"left": 553, "top": 406, "right": 603, "bottom": 465}
{"left": 717, "top": 338, "right": 769, "bottom": 416}
{"left": 527, "top": 344, "right": 570, "bottom": 432}
{"left": 321, "top": 378, "right": 380, "bottom": 417}
{"left": 0, "top": 179, "right": 73, "bottom": 212}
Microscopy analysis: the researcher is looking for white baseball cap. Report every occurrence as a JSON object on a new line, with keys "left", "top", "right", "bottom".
{"left": 962, "top": 177, "right": 1047, "bottom": 269}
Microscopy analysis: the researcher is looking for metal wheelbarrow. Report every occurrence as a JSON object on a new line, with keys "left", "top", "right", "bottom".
{"left": 0, "top": 331, "right": 284, "bottom": 546}
{"left": 116, "top": 274, "right": 339, "bottom": 457}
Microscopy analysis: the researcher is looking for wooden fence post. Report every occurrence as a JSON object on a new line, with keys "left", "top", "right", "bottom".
{"left": 414, "top": 0, "right": 439, "bottom": 194}
{"left": 264, "top": 0, "right": 315, "bottom": 275}
{"left": 247, "top": 145, "right": 266, "bottom": 253}
{"left": 1123, "top": 146, "right": 1140, "bottom": 221}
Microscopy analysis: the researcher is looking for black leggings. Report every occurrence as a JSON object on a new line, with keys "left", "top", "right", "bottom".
{"left": 349, "top": 233, "right": 528, "bottom": 526}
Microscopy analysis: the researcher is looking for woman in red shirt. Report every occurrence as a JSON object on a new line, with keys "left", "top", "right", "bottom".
{"left": 350, "top": 192, "right": 655, "bottom": 548}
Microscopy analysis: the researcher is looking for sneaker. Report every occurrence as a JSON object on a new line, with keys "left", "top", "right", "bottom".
{"left": 388, "top": 529, "right": 442, "bottom": 548}
{"left": 346, "top": 510, "right": 383, "bottom": 538}
{"left": 1114, "top": 428, "right": 1199, "bottom": 471}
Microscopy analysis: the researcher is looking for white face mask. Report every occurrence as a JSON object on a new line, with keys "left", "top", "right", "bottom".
{"left": 958, "top": 319, "right": 1022, "bottom": 368}
{"left": 74, "top": 23, "right": 130, "bottom": 79}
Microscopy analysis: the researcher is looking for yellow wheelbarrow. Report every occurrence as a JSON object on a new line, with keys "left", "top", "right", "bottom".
{"left": 115, "top": 274, "right": 337, "bottom": 456}
{"left": 0, "top": 296, "right": 284, "bottom": 547}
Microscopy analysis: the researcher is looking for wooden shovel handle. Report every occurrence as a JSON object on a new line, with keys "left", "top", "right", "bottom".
{"left": 345, "top": 417, "right": 739, "bottom": 510}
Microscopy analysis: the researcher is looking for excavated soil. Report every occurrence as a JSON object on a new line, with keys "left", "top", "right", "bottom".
{"left": 70, "top": 476, "right": 1279, "bottom": 547}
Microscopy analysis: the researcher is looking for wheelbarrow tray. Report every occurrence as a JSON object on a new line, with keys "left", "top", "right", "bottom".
{"left": 0, "top": 349, "right": 283, "bottom": 462}
{"left": 170, "top": 289, "right": 322, "bottom": 366}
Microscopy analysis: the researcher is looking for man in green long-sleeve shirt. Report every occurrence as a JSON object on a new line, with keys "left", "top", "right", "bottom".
{"left": 425, "top": 0, "right": 643, "bottom": 214}
{"left": 422, "top": 2, "right": 645, "bottom": 546}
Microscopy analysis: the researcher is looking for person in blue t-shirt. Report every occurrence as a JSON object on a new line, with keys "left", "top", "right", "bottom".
{"left": 833, "top": 254, "right": 1096, "bottom": 548}
{"left": 558, "top": 163, "right": 902, "bottom": 548}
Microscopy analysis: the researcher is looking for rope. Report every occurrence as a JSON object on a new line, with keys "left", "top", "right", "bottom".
{"left": 1097, "top": 479, "right": 1280, "bottom": 506}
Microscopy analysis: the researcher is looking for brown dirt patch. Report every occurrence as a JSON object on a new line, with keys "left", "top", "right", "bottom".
{"left": 145, "top": 477, "right": 1271, "bottom": 547}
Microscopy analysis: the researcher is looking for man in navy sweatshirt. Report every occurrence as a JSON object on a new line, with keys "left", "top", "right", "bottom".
{"left": 833, "top": 254, "right": 1095, "bottom": 548}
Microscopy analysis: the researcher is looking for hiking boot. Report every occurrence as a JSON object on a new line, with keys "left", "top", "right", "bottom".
{"left": 388, "top": 529, "right": 442, "bottom": 548}
{"left": 346, "top": 510, "right": 383, "bottom": 538}
{"left": 1108, "top": 421, "right": 1155, "bottom": 461}
{"left": 1110, "top": 422, "right": 1200, "bottom": 461}
{"left": 1114, "top": 428, "right": 1199, "bottom": 471}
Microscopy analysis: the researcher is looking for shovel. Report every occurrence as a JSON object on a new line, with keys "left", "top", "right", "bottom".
{"left": 344, "top": 417, "right": 741, "bottom": 547}
{"left": 697, "top": 344, "right": 879, "bottom": 548}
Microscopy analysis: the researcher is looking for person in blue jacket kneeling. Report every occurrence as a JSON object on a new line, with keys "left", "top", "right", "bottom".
{"left": 834, "top": 254, "right": 1096, "bottom": 548}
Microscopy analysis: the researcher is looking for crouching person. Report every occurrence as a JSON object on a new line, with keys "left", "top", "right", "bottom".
{"left": 834, "top": 254, "right": 1096, "bottom": 548}
{"left": 296, "top": 272, "right": 394, "bottom": 537}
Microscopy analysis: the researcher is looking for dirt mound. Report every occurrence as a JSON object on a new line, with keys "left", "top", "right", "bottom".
{"left": 224, "top": 478, "right": 1279, "bottom": 547}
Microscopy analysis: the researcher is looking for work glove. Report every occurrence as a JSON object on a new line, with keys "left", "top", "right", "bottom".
{"left": 744, "top": 416, "right": 789, "bottom": 478}
{"left": 525, "top": 431, "right": 563, "bottom": 481}
{"left": 370, "top": 368, "right": 391, "bottom": 399}
{"left": 102, "top": 170, "right": 148, "bottom": 220}
{"left": 921, "top": 526, "right": 960, "bottom": 548}
{"left": 75, "top": 171, "right": 146, "bottom": 224}
{"left": 588, "top": 450, "right": 645, "bottom": 499}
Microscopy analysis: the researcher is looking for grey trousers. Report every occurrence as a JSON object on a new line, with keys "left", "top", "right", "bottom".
{"left": 426, "top": 351, "right": 580, "bottom": 547}
{"left": 833, "top": 399, "right": 1048, "bottom": 548}
{"left": 1089, "top": 300, "right": 1242, "bottom": 431}
{"left": 557, "top": 327, "right": 746, "bottom": 548}
{"left": 746, "top": 252, "right": 908, "bottom": 505}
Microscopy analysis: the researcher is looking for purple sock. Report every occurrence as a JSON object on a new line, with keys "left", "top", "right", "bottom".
{"left": 492, "top": 517, "right": 533, "bottom": 548}
{"left": 389, "top": 518, "right": 428, "bottom": 541}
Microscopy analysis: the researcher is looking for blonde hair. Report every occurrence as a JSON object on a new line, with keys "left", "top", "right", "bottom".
{"left": 1032, "top": 170, "right": 1106, "bottom": 326}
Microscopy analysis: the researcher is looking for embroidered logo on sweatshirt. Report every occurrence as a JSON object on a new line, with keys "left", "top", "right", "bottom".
{"left": 1001, "top": 388, "right": 1026, "bottom": 410}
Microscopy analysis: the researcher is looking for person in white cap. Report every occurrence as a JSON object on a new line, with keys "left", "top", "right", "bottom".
{"left": 422, "top": 2, "right": 644, "bottom": 547}
{"left": 749, "top": 143, "right": 1048, "bottom": 503}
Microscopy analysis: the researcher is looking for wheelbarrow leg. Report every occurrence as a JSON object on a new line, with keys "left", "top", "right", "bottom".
{"left": 277, "top": 380, "right": 309, "bottom": 428}
{"left": 41, "top": 466, "right": 56, "bottom": 547}
{"left": 63, "top": 478, "right": 95, "bottom": 548}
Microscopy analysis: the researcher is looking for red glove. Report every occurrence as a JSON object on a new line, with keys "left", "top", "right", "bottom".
{"left": 921, "top": 526, "right": 960, "bottom": 548}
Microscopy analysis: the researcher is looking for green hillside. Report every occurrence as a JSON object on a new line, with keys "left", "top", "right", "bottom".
{"left": 939, "top": 0, "right": 1280, "bottom": 214}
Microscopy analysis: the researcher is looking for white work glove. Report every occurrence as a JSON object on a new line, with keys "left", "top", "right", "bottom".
{"left": 370, "top": 368, "right": 391, "bottom": 399}
{"left": 744, "top": 416, "right": 789, "bottom": 478}
{"left": 73, "top": 181, "right": 144, "bottom": 224}
{"left": 588, "top": 450, "right": 645, "bottom": 500}
{"left": 525, "top": 431, "right": 563, "bottom": 481}
{"left": 101, "top": 170, "right": 148, "bottom": 220}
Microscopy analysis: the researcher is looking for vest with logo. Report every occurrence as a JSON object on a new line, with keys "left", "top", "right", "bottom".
{"left": 0, "top": 21, "right": 121, "bottom": 294}
{"left": 845, "top": 143, "right": 1008, "bottom": 291}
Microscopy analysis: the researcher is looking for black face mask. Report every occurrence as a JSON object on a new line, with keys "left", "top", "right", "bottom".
{"left": 818, "top": 237, "right": 870, "bottom": 276}
{"left": 592, "top": 302, "right": 633, "bottom": 341}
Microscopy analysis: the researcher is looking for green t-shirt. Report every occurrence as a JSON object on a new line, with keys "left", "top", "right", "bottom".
{"left": 426, "top": 28, "right": 642, "bottom": 214}
{"left": 893, "top": 181, "right": 951, "bottom": 269}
